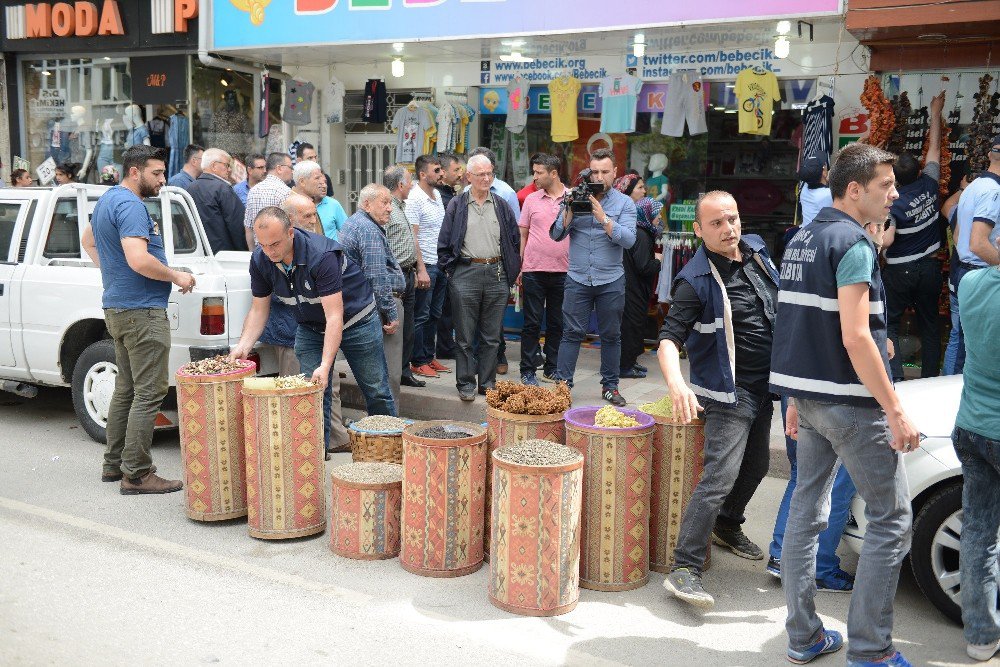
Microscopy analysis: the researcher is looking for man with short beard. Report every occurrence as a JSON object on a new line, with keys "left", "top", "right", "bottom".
{"left": 81, "top": 145, "right": 195, "bottom": 494}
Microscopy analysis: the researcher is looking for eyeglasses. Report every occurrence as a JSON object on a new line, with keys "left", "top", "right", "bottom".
{"left": 214, "top": 160, "right": 233, "bottom": 169}
{"left": 469, "top": 171, "right": 494, "bottom": 179}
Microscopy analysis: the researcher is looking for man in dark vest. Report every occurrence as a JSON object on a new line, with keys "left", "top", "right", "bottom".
{"left": 657, "top": 190, "right": 779, "bottom": 608}
{"left": 771, "top": 143, "right": 921, "bottom": 666}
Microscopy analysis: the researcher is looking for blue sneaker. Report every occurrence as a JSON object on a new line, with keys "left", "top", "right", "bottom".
{"left": 520, "top": 373, "right": 539, "bottom": 386}
{"left": 766, "top": 556, "right": 781, "bottom": 579}
{"left": 787, "top": 630, "right": 844, "bottom": 664}
{"left": 816, "top": 569, "right": 854, "bottom": 593}
{"left": 847, "top": 651, "right": 913, "bottom": 667}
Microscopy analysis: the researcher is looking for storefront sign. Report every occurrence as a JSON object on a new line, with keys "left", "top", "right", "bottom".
{"left": 28, "top": 88, "right": 67, "bottom": 118}
{"left": 9, "top": 0, "right": 124, "bottom": 38}
{"left": 130, "top": 55, "right": 188, "bottom": 104}
{"left": 669, "top": 203, "right": 697, "bottom": 222}
{"left": 480, "top": 84, "right": 706, "bottom": 116}
{"left": 211, "top": 0, "right": 842, "bottom": 49}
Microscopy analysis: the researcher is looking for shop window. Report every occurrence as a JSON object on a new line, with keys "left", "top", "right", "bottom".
{"left": 43, "top": 199, "right": 82, "bottom": 259}
{"left": 0, "top": 203, "right": 24, "bottom": 263}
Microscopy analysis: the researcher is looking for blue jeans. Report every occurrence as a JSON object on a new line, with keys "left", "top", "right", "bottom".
{"left": 952, "top": 426, "right": 1000, "bottom": 647}
{"left": 412, "top": 264, "right": 448, "bottom": 366}
{"left": 673, "top": 386, "right": 773, "bottom": 572}
{"left": 556, "top": 275, "right": 625, "bottom": 389}
{"left": 784, "top": 399, "right": 911, "bottom": 663}
{"left": 769, "top": 396, "right": 857, "bottom": 581}
{"left": 943, "top": 287, "right": 966, "bottom": 375}
{"left": 294, "top": 311, "right": 396, "bottom": 451}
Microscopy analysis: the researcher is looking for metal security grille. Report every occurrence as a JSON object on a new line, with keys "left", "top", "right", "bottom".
{"left": 345, "top": 139, "right": 394, "bottom": 214}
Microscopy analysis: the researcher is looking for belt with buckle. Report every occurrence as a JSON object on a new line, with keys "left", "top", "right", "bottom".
{"left": 469, "top": 256, "right": 501, "bottom": 265}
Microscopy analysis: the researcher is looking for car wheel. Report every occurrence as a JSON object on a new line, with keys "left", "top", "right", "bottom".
{"left": 71, "top": 339, "right": 117, "bottom": 444}
{"left": 911, "top": 483, "right": 963, "bottom": 623}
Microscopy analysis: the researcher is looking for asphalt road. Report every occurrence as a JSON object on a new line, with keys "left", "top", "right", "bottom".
{"left": 0, "top": 388, "right": 985, "bottom": 666}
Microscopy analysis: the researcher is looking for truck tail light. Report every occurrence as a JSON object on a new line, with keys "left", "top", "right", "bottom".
{"left": 200, "top": 297, "right": 225, "bottom": 335}
{"left": 247, "top": 350, "right": 261, "bottom": 373}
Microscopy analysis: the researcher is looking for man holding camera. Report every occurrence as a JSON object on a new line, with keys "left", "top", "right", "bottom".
{"left": 549, "top": 148, "right": 637, "bottom": 406}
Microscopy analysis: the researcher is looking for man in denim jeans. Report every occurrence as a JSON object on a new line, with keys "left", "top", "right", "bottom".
{"left": 658, "top": 191, "right": 779, "bottom": 608}
{"left": 230, "top": 207, "right": 396, "bottom": 459}
{"left": 952, "top": 256, "right": 1000, "bottom": 663}
{"left": 82, "top": 145, "right": 195, "bottom": 494}
{"left": 771, "top": 143, "right": 921, "bottom": 666}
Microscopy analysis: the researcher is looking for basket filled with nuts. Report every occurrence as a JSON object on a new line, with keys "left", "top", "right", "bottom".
{"left": 564, "top": 406, "right": 655, "bottom": 592}
{"left": 175, "top": 356, "right": 258, "bottom": 522}
{"left": 242, "top": 375, "right": 326, "bottom": 540}
{"left": 347, "top": 415, "right": 414, "bottom": 465}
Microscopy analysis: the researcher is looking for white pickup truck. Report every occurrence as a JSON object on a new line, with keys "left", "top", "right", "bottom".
{"left": 0, "top": 183, "right": 273, "bottom": 442}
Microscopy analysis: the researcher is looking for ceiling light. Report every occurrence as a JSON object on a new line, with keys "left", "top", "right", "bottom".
{"left": 103, "top": 56, "right": 111, "bottom": 61}
{"left": 774, "top": 36, "right": 790, "bottom": 59}
{"left": 776, "top": 20, "right": 791, "bottom": 35}
{"left": 392, "top": 42, "right": 404, "bottom": 52}
{"left": 633, "top": 42, "right": 646, "bottom": 58}
{"left": 501, "top": 39, "right": 526, "bottom": 47}
{"left": 499, "top": 51, "right": 534, "bottom": 63}
{"left": 634, "top": 33, "right": 645, "bottom": 44}
{"left": 391, "top": 57, "right": 404, "bottom": 78}
{"left": 42, "top": 70, "right": 52, "bottom": 76}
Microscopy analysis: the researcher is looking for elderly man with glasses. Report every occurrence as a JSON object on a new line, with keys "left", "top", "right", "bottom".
{"left": 185, "top": 147, "right": 248, "bottom": 253}
{"left": 244, "top": 152, "right": 293, "bottom": 249}
{"left": 437, "top": 154, "right": 521, "bottom": 401}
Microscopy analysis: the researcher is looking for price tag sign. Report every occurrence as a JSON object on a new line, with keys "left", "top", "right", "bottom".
{"left": 36, "top": 157, "right": 57, "bottom": 185}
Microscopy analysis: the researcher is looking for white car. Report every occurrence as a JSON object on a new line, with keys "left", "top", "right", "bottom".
{"left": 841, "top": 374, "right": 976, "bottom": 622}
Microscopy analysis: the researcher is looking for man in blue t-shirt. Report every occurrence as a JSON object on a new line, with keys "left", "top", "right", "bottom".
{"left": 81, "top": 145, "right": 196, "bottom": 495}
{"left": 882, "top": 92, "right": 945, "bottom": 381}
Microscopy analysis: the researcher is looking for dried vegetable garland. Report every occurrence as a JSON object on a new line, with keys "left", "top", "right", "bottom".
{"left": 885, "top": 92, "right": 911, "bottom": 156}
{"left": 921, "top": 116, "right": 952, "bottom": 199}
{"left": 861, "top": 76, "right": 894, "bottom": 149}
{"left": 967, "top": 74, "right": 998, "bottom": 176}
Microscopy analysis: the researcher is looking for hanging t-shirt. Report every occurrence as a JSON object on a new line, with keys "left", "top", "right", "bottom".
{"left": 325, "top": 76, "right": 346, "bottom": 124}
{"left": 284, "top": 80, "right": 315, "bottom": 126}
{"left": 735, "top": 68, "right": 781, "bottom": 136}
{"left": 505, "top": 77, "right": 530, "bottom": 134}
{"left": 802, "top": 94, "right": 835, "bottom": 163}
{"left": 391, "top": 106, "right": 431, "bottom": 164}
{"left": 599, "top": 75, "right": 642, "bottom": 133}
{"left": 362, "top": 79, "right": 388, "bottom": 123}
{"left": 548, "top": 75, "right": 582, "bottom": 142}
{"left": 258, "top": 71, "right": 271, "bottom": 138}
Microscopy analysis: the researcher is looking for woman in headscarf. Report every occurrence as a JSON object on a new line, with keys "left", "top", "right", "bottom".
{"left": 615, "top": 171, "right": 663, "bottom": 379}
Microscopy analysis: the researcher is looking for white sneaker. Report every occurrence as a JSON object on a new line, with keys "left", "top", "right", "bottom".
{"left": 967, "top": 637, "right": 1000, "bottom": 662}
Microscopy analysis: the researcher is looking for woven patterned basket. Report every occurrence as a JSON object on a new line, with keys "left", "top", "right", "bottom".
{"left": 348, "top": 420, "right": 413, "bottom": 465}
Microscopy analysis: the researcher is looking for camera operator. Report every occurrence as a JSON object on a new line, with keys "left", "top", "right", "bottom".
{"left": 549, "top": 148, "right": 637, "bottom": 405}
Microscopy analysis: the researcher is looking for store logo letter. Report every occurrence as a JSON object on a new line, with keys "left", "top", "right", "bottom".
{"left": 175, "top": 0, "right": 197, "bottom": 32}
{"left": 26, "top": 3, "right": 53, "bottom": 37}
{"left": 295, "top": 0, "right": 337, "bottom": 12}
{"left": 97, "top": 0, "right": 123, "bottom": 35}
{"left": 75, "top": 2, "right": 99, "bottom": 36}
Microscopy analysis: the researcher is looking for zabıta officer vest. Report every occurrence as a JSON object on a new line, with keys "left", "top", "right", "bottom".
{"left": 674, "top": 234, "right": 778, "bottom": 404}
{"left": 769, "top": 207, "right": 891, "bottom": 407}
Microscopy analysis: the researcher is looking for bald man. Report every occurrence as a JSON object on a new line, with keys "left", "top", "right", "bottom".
{"left": 282, "top": 193, "right": 322, "bottom": 235}
{"left": 658, "top": 190, "right": 780, "bottom": 608}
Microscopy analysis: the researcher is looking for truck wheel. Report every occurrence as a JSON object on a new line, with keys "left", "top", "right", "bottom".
{"left": 71, "top": 339, "right": 117, "bottom": 444}
{"left": 911, "top": 483, "right": 964, "bottom": 624}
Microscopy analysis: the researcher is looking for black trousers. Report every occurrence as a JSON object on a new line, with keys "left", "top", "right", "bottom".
{"left": 883, "top": 256, "right": 942, "bottom": 381}
{"left": 401, "top": 269, "right": 416, "bottom": 374}
{"left": 519, "top": 271, "right": 565, "bottom": 377}
{"left": 620, "top": 286, "right": 652, "bottom": 371}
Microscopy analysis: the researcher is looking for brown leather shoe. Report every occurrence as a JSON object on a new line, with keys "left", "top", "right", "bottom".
{"left": 428, "top": 359, "right": 451, "bottom": 373}
{"left": 120, "top": 472, "right": 183, "bottom": 495}
{"left": 103, "top": 464, "right": 156, "bottom": 482}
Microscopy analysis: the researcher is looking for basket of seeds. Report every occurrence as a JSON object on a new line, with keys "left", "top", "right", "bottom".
{"left": 347, "top": 415, "right": 413, "bottom": 465}
{"left": 175, "top": 356, "right": 258, "bottom": 522}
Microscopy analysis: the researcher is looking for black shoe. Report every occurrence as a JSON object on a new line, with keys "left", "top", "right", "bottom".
{"left": 619, "top": 367, "right": 646, "bottom": 379}
{"left": 478, "top": 385, "right": 492, "bottom": 395}
{"left": 459, "top": 389, "right": 476, "bottom": 402}
{"left": 400, "top": 374, "right": 426, "bottom": 388}
{"left": 712, "top": 525, "right": 765, "bottom": 560}
{"left": 634, "top": 363, "right": 648, "bottom": 373}
{"left": 602, "top": 387, "right": 627, "bottom": 407}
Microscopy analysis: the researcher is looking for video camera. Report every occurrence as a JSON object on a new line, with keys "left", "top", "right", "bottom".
{"left": 563, "top": 168, "right": 605, "bottom": 214}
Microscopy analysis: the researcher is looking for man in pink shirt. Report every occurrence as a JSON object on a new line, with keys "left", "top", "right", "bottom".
{"left": 517, "top": 153, "right": 570, "bottom": 385}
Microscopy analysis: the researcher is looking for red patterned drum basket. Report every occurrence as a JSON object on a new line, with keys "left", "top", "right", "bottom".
{"left": 330, "top": 463, "right": 403, "bottom": 560}
{"left": 564, "top": 406, "right": 655, "bottom": 592}
{"left": 400, "top": 421, "right": 487, "bottom": 577}
{"left": 176, "top": 361, "right": 256, "bottom": 521}
{"left": 489, "top": 445, "right": 584, "bottom": 616}
{"left": 484, "top": 407, "right": 565, "bottom": 557}
{"left": 640, "top": 410, "right": 710, "bottom": 573}
{"left": 242, "top": 383, "right": 326, "bottom": 540}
